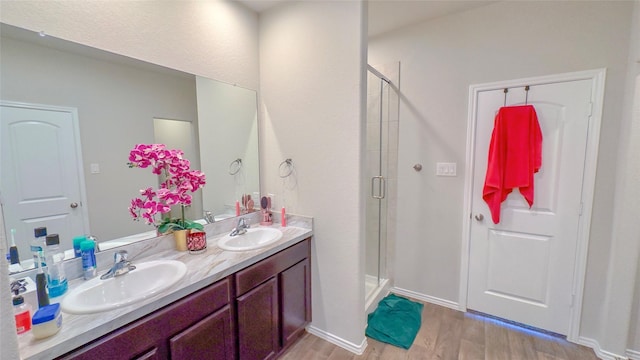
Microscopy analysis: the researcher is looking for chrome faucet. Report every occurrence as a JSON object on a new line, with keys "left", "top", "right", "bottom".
{"left": 229, "top": 217, "right": 250, "bottom": 236}
{"left": 203, "top": 210, "right": 215, "bottom": 224}
{"left": 100, "top": 250, "right": 136, "bottom": 280}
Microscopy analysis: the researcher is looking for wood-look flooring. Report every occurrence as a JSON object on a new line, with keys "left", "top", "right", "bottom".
{"left": 279, "top": 300, "right": 599, "bottom": 360}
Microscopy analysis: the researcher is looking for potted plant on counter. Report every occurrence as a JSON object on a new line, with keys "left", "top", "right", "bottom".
{"left": 128, "top": 144, "right": 206, "bottom": 251}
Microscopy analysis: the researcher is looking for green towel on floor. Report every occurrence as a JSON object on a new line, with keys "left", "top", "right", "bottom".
{"left": 365, "top": 294, "right": 423, "bottom": 349}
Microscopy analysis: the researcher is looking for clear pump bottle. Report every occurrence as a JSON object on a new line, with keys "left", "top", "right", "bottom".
{"left": 45, "top": 234, "right": 68, "bottom": 298}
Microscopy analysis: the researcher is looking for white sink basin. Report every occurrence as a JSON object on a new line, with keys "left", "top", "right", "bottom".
{"left": 61, "top": 260, "right": 187, "bottom": 314}
{"left": 217, "top": 227, "right": 283, "bottom": 251}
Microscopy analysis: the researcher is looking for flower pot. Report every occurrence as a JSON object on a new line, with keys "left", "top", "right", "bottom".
{"left": 172, "top": 229, "right": 189, "bottom": 251}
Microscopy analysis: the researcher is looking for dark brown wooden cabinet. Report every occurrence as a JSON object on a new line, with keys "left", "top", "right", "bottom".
{"left": 237, "top": 278, "right": 279, "bottom": 360}
{"left": 236, "top": 238, "right": 311, "bottom": 360}
{"left": 169, "top": 305, "right": 235, "bottom": 360}
{"left": 280, "top": 258, "right": 310, "bottom": 348}
{"left": 58, "top": 276, "right": 235, "bottom": 360}
{"left": 59, "top": 237, "right": 311, "bottom": 360}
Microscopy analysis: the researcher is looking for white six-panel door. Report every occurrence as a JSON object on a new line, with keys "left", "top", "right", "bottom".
{"left": 1, "top": 103, "right": 88, "bottom": 264}
{"left": 467, "top": 78, "right": 593, "bottom": 335}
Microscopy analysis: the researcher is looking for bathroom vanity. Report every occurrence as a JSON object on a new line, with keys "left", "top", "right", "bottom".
{"left": 58, "top": 238, "right": 311, "bottom": 360}
{"left": 17, "top": 218, "right": 313, "bottom": 360}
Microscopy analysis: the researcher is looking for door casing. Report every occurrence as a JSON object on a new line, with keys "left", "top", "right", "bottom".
{"left": 459, "top": 68, "right": 606, "bottom": 342}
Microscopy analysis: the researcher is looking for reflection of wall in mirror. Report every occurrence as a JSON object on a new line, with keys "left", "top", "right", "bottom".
{"left": 197, "top": 77, "right": 260, "bottom": 217}
{"left": 153, "top": 118, "right": 203, "bottom": 222}
{"left": 0, "top": 32, "right": 197, "bottom": 242}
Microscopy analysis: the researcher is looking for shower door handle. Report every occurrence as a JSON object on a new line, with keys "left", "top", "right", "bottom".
{"left": 371, "top": 176, "right": 386, "bottom": 199}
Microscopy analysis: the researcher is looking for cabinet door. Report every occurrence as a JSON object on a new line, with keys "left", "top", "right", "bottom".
{"left": 169, "top": 304, "right": 235, "bottom": 360}
{"left": 280, "top": 259, "right": 311, "bottom": 349}
{"left": 237, "top": 278, "right": 279, "bottom": 360}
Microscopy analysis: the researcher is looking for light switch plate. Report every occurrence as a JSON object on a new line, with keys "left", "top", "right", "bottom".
{"left": 436, "top": 162, "right": 457, "bottom": 176}
{"left": 90, "top": 163, "right": 100, "bottom": 174}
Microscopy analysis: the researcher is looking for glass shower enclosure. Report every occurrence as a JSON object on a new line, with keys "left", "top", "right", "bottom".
{"left": 365, "top": 63, "right": 398, "bottom": 310}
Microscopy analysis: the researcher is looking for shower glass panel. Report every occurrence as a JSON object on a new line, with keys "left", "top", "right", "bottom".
{"left": 365, "top": 68, "right": 390, "bottom": 302}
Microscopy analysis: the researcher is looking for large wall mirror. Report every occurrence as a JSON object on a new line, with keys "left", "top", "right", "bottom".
{"left": 0, "top": 23, "right": 259, "bottom": 274}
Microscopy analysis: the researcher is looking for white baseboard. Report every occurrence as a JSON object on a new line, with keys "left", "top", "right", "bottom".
{"left": 577, "top": 336, "right": 629, "bottom": 360}
{"left": 391, "top": 286, "right": 460, "bottom": 310}
{"left": 627, "top": 348, "right": 640, "bottom": 360}
{"left": 306, "top": 325, "right": 368, "bottom": 355}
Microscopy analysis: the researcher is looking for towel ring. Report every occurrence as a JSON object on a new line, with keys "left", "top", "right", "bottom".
{"left": 524, "top": 85, "right": 530, "bottom": 105}
{"left": 229, "top": 158, "right": 242, "bottom": 175}
{"left": 279, "top": 159, "right": 294, "bottom": 178}
{"left": 503, "top": 88, "right": 508, "bottom": 106}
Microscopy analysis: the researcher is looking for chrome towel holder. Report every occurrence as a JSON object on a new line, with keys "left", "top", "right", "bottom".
{"left": 279, "top": 159, "right": 294, "bottom": 178}
{"left": 229, "top": 158, "right": 242, "bottom": 175}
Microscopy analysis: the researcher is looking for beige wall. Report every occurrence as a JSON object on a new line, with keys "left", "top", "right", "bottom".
{"left": 369, "top": 0, "right": 634, "bottom": 356}
{"left": 617, "top": 2, "right": 640, "bottom": 356}
{"left": 259, "top": 0, "right": 368, "bottom": 348}
{"left": 0, "top": 0, "right": 259, "bottom": 90}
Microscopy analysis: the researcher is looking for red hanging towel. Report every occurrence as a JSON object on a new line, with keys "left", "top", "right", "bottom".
{"left": 482, "top": 105, "right": 542, "bottom": 224}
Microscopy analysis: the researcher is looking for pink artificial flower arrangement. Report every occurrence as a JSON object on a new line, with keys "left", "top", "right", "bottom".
{"left": 128, "top": 144, "right": 206, "bottom": 233}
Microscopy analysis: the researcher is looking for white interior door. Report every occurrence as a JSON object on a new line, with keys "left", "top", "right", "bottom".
{"left": 467, "top": 79, "right": 593, "bottom": 335}
{"left": 1, "top": 103, "right": 88, "bottom": 266}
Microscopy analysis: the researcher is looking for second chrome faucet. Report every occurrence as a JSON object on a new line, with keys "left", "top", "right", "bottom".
{"left": 229, "top": 218, "right": 250, "bottom": 237}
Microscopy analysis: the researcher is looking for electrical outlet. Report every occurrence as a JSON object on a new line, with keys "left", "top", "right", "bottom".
{"left": 436, "top": 162, "right": 457, "bottom": 177}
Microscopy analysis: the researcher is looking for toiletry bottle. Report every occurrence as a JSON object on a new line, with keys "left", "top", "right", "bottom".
{"left": 72, "top": 235, "right": 86, "bottom": 258}
{"left": 35, "top": 257, "right": 49, "bottom": 308}
{"left": 13, "top": 291, "right": 32, "bottom": 334}
{"left": 45, "top": 234, "right": 68, "bottom": 298}
{"left": 9, "top": 228, "right": 20, "bottom": 264}
{"left": 30, "top": 227, "right": 47, "bottom": 269}
{"left": 81, "top": 240, "right": 97, "bottom": 280}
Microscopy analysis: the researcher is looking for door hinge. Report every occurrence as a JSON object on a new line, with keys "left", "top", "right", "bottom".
{"left": 587, "top": 101, "right": 593, "bottom": 117}
{"left": 571, "top": 294, "right": 575, "bottom": 307}
{"left": 578, "top": 202, "right": 584, "bottom": 216}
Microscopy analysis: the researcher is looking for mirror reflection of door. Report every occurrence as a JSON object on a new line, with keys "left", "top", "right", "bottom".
{"left": 1, "top": 102, "right": 89, "bottom": 269}
{"left": 153, "top": 118, "right": 202, "bottom": 222}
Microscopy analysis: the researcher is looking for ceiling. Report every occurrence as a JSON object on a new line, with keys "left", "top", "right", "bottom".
{"left": 238, "top": 0, "right": 495, "bottom": 37}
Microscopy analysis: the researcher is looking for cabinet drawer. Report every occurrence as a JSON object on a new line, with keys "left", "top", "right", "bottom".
{"left": 236, "top": 238, "right": 310, "bottom": 296}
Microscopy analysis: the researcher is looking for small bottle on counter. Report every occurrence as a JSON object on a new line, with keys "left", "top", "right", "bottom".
{"left": 81, "top": 239, "right": 97, "bottom": 280}
{"left": 13, "top": 291, "right": 32, "bottom": 335}
{"left": 30, "top": 227, "right": 47, "bottom": 269}
{"left": 72, "top": 235, "right": 86, "bottom": 258}
{"left": 45, "top": 234, "right": 68, "bottom": 298}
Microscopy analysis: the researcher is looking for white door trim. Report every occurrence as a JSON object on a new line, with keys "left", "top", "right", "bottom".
{"left": 459, "top": 68, "right": 606, "bottom": 342}
{"left": 0, "top": 100, "right": 91, "bottom": 235}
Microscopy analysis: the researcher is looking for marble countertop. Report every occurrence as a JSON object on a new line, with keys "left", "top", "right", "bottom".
{"left": 18, "top": 218, "right": 313, "bottom": 360}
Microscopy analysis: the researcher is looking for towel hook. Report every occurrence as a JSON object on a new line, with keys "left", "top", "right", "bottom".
{"left": 503, "top": 88, "right": 508, "bottom": 106}
{"left": 524, "top": 85, "right": 530, "bottom": 105}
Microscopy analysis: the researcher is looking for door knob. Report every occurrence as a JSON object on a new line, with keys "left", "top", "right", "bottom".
{"left": 70, "top": 202, "right": 78, "bottom": 209}
{"left": 474, "top": 214, "right": 484, "bottom": 221}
